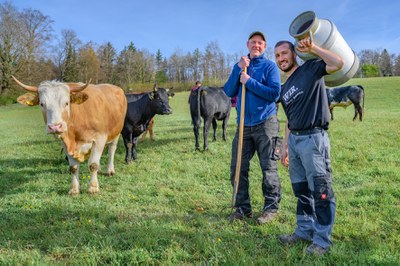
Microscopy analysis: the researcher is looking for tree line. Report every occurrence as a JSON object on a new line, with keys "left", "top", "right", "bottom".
{"left": 1, "top": 2, "right": 400, "bottom": 98}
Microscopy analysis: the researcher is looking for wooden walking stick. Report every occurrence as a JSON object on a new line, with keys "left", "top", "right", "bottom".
{"left": 232, "top": 67, "right": 247, "bottom": 208}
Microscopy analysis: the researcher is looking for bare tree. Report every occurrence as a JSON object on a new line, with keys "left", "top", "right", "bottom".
{"left": 203, "top": 41, "right": 224, "bottom": 84}
{"left": 132, "top": 49, "right": 154, "bottom": 83}
{"left": 0, "top": 2, "right": 24, "bottom": 94}
{"left": 52, "top": 29, "right": 81, "bottom": 81}
{"left": 358, "top": 49, "right": 381, "bottom": 66}
{"left": 168, "top": 48, "right": 185, "bottom": 82}
{"left": 77, "top": 42, "right": 100, "bottom": 83}
{"left": 19, "top": 8, "right": 53, "bottom": 83}
{"left": 97, "top": 42, "right": 117, "bottom": 84}
{"left": 116, "top": 42, "right": 137, "bottom": 87}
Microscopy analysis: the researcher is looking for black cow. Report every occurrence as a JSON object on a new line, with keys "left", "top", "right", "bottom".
{"left": 326, "top": 85, "right": 365, "bottom": 121}
{"left": 122, "top": 85, "right": 172, "bottom": 163}
{"left": 125, "top": 89, "right": 174, "bottom": 142}
{"left": 189, "top": 86, "right": 231, "bottom": 151}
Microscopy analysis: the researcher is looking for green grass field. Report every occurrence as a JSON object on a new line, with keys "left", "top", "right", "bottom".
{"left": 0, "top": 77, "right": 399, "bottom": 264}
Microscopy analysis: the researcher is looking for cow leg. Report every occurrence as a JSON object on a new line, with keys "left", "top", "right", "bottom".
{"left": 354, "top": 103, "right": 363, "bottom": 121}
{"left": 132, "top": 137, "right": 139, "bottom": 160}
{"left": 148, "top": 118, "right": 155, "bottom": 141}
{"left": 203, "top": 118, "right": 212, "bottom": 150}
{"left": 121, "top": 129, "right": 133, "bottom": 164}
{"left": 87, "top": 137, "right": 107, "bottom": 194}
{"left": 67, "top": 156, "right": 80, "bottom": 195}
{"left": 149, "top": 125, "right": 154, "bottom": 141}
{"left": 140, "top": 131, "right": 147, "bottom": 142}
{"left": 222, "top": 116, "right": 229, "bottom": 141}
{"left": 212, "top": 118, "right": 217, "bottom": 141}
{"left": 193, "top": 124, "right": 201, "bottom": 151}
{"left": 106, "top": 135, "right": 119, "bottom": 176}
{"left": 330, "top": 107, "right": 334, "bottom": 120}
{"left": 353, "top": 107, "right": 358, "bottom": 121}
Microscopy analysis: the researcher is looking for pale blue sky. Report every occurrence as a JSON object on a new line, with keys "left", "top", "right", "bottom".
{"left": 8, "top": 0, "right": 400, "bottom": 57}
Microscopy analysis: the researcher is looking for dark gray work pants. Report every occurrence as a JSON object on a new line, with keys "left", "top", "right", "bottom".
{"left": 230, "top": 115, "right": 281, "bottom": 215}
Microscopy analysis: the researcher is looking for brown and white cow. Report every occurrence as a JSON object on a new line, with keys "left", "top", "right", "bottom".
{"left": 12, "top": 76, "right": 127, "bottom": 195}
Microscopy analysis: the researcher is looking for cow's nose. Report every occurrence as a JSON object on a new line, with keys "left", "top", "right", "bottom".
{"left": 48, "top": 123, "right": 63, "bottom": 133}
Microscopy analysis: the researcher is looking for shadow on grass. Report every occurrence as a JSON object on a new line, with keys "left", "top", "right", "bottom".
{"left": 0, "top": 205, "right": 267, "bottom": 256}
{"left": 14, "top": 139, "right": 55, "bottom": 146}
{"left": 0, "top": 158, "right": 67, "bottom": 196}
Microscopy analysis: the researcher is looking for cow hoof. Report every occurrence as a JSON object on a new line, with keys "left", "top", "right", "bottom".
{"left": 108, "top": 171, "right": 115, "bottom": 176}
{"left": 88, "top": 186, "right": 100, "bottom": 194}
{"left": 68, "top": 189, "right": 80, "bottom": 196}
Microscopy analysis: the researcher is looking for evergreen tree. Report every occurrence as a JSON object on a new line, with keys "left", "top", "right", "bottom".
{"left": 63, "top": 44, "right": 78, "bottom": 82}
{"left": 155, "top": 49, "right": 167, "bottom": 83}
{"left": 380, "top": 49, "right": 392, "bottom": 76}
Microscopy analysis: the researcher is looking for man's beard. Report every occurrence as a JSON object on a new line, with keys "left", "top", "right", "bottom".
{"left": 282, "top": 61, "right": 295, "bottom": 73}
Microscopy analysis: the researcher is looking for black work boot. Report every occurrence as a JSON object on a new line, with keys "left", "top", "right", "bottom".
{"left": 279, "top": 233, "right": 309, "bottom": 245}
{"left": 228, "top": 208, "right": 253, "bottom": 222}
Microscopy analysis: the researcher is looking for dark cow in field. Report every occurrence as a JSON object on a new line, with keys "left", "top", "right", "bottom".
{"left": 125, "top": 90, "right": 175, "bottom": 142}
{"left": 122, "top": 85, "right": 172, "bottom": 163}
{"left": 326, "top": 85, "right": 365, "bottom": 121}
{"left": 13, "top": 76, "right": 127, "bottom": 195}
{"left": 189, "top": 86, "right": 232, "bottom": 151}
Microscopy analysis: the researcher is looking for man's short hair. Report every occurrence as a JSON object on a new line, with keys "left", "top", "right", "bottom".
{"left": 274, "top": 41, "right": 295, "bottom": 52}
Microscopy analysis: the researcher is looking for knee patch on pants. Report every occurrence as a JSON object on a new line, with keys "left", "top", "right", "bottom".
{"left": 292, "top": 182, "right": 313, "bottom": 215}
{"left": 313, "top": 176, "right": 334, "bottom": 225}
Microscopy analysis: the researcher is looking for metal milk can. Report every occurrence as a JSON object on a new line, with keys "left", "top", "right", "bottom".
{"left": 289, "top": 11, "right": 359, "bottom": 87}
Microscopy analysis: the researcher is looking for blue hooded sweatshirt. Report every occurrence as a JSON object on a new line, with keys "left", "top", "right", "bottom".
{"left": 224, "top": 54, "right": 281, "bottom": 126}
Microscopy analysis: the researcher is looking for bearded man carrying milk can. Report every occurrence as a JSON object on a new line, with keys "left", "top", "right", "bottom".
{"left": 272, "top": 10, "right": 360, "bottom": 256}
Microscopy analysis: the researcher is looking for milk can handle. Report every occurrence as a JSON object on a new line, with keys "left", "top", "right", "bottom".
{"left": 309, "top": 31, "right": 314, "bottom": 45}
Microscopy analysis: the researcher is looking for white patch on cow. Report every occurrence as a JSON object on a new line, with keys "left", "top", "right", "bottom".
{"left": 38, "top": 81, "right": 70, "bottom": 134}
{"left": 80, "top": 143, "right": 93, "bottom": 155}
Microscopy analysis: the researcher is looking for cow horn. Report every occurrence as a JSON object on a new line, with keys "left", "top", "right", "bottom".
{"left": 153, "top": 83, "right": 157, "bottom": 92}
{"left": 11, "top": 76, "right": 38, "bottom": 92}
{"left": 69, "top": 79, "right": 91, "bottom": 92}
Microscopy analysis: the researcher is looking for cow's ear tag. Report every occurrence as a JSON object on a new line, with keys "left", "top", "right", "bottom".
{"left": 71, "top": 92, "right": 88, "bottom": 104}
{"left": 17, "top": 93, "right": 39, "bottom": 106}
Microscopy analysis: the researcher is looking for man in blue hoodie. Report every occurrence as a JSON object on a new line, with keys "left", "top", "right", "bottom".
{"left": 224, "top": 31, "right": 281, "bottom": 224}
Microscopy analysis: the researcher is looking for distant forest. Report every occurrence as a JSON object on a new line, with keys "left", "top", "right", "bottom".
{"left": 1, "top": 2, "right": 399, "bottom": 98}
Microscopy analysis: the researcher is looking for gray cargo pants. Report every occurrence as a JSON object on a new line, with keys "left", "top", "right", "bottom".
{"left": 288, "top": 129, "right": 336, "bottom": 249}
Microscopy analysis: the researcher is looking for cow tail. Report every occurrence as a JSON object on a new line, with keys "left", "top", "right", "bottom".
{"left": 197, "top": 87, "right": 202, "bottom": 127}
{"left": 359, "top": 85, "right": 365, "bottom": 110}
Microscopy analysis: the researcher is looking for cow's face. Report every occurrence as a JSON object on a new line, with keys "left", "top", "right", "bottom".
{"left": 149, "top": 87, "right": 172, "bottom": 115}
{"left": 13, "top": 77, "right": 89, "bottom": 135}
{"left": 37, "top": 81, "right": 71, "bottom": 134}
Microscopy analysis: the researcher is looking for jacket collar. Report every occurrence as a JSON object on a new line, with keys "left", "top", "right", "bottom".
{"left": 248, "top": 53, "right": 266, "bottom": 63}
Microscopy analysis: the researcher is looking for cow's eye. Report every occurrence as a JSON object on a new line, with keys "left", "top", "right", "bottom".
{"left": 64, "top": 102, "right": 69, "bottom": 107}
{"left": 40, "top": 102, "right": 44, "bottom": 107}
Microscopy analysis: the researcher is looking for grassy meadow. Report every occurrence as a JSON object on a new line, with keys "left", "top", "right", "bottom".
{"left": 0, "top": 77, "right": 399, "bottom": 264}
